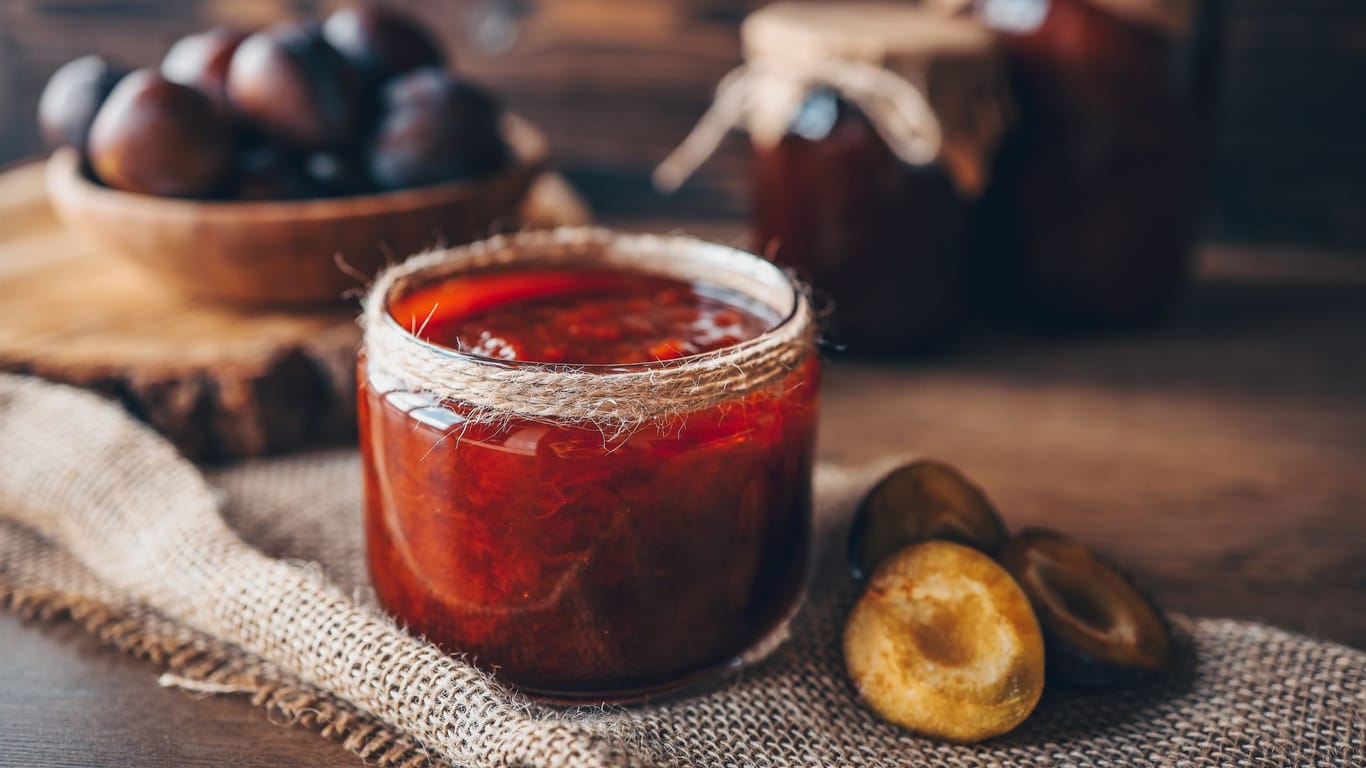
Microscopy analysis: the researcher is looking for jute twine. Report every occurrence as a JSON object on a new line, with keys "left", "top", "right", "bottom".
{"left": 924, "top": 0, "right": 1195, "bottom": 38}
{"left": 2, "top": 374, "right": 1364, "bottom": 768}
{"left": 654, "top": 2, "right": 1010, "bottom": 197}
{"left": 362, "top": 227, "right": 816, "bottom": 434}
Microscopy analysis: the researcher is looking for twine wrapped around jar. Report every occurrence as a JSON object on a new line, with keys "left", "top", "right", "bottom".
{"left": 654, "top": 2, "right": 1011, "bottom": 197}
{"left": 362, "top": 227, "right": 817, "bottom": 435}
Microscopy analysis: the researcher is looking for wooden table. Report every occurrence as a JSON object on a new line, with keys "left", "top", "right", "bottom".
{"left": 3, "top": 238, "right": 1365, "bottom": 765}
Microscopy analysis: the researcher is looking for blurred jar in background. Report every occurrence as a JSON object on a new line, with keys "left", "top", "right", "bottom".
{"left": 971, "top": 0, "right": 1222, "bottom": 328}
{"left": 657, "top": 3, "right": 1010, "bottom": 354}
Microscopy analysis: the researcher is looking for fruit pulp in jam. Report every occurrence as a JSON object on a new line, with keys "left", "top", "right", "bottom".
{"left": 405, "top": 269, "right": 775, "bottom": 364}
{"left": 360, "top": 267, "right": 819, "bottom": 699}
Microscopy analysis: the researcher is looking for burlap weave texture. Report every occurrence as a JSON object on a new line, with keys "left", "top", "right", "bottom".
{"left": 1, "top": 374, "right": 1363, "bottom": 767}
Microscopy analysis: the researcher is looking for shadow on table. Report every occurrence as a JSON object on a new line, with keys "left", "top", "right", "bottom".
{"left": 1165, "top": 274, "right": 1366, "bottom": 342}
{"left": 996, "top": 625, "right": 1200, "bottom": 745}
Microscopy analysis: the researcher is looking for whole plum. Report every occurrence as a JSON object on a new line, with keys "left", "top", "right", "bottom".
{"left": 369, "top": 68, "right": 508, "bottom": 190}
{"left": 161, "top": 27, "right": 249, "bottom": 111}
{"left": 305, "top": 151, "right": 372, "bottom": 197}
{"left": 87, "top": 69, "right": 233, "bottom": 198}
{"left": 38, "top": 55, "right": 128, "bottom": 151}
{"left": 227, "top": 21, "right": 361, "bottom": 150}
{"left": 322, "top": 4, "right": 445, "bottom": 86}
{"left": 231, "top": 144, "right": 317, "bottom": 201}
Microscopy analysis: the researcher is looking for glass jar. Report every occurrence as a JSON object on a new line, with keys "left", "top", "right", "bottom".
{"left": 974, "top": 0, "right": 1222, "bottom": 327}
{"left": 657, "top": 2, "right": 1009, "bottom": 354}
{"left": 751, "top": 90, "right": 971, "bottom": 353}
{"left": 358, "top": 229, "right": 819, "bottom": 702}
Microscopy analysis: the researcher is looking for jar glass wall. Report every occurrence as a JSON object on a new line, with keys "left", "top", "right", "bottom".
{"left": 358, "top": 232, "right": 820, "bottom": 702}
{"left": 738, "top": 4, "right": 1008, "bottom": 353}
{"left": 975, "top": 0, "right": 1222, "bottom": 327}
{"left": 753, "top": 92, "right": 970, "bottom": 353}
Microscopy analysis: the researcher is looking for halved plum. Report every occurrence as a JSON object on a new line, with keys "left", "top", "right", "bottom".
{"left": 997, "top": 528, "right": 1172, "bottom": 689}
{"left": 848, "top": 460, "right": 1007, "bottom": 581}
{"left": 843, "top": 541, "right": 1045, "bottom": 742}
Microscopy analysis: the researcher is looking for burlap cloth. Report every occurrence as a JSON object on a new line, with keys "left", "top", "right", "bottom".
{"left": 1, "top": 374, "right": 1362, "bottom": 767}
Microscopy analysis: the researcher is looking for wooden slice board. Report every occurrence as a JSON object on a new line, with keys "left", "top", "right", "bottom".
{"left": 0, "top": 161, "right": 590, "bottom": 462}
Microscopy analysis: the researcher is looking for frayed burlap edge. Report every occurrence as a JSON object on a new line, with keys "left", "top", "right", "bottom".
{"left": 0, "top": 580, "right": 451, "bottom": 768}
{"left": 0, "top": 372, "right": 655, "bottom": 768}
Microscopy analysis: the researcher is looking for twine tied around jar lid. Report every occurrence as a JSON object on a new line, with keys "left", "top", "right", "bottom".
{"left": 362, "top": 227, "right": 817, "bottom": 437}
{"left": 1091, "top": 0, "right": 1196, "bottom": 35}
{"left": 928, "top": 0, "right": 1195, "bottom": 38}
{"left": 654, "top": 1, "right": 1011, "bottom": 198}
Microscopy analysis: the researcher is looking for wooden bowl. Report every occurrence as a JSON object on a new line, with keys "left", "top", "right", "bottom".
{"left": 46, "top": 115, "right": 549, "bottom": 306}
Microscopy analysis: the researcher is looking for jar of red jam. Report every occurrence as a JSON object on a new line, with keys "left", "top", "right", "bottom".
{"left": 358, "top": 229, "right": 819, "bottom": 702}
{"left": 657, "top": 2, "right": 1009, "bottom": 353}
{"left": 972, "top": 0, "right": 1222, "bottom": 327}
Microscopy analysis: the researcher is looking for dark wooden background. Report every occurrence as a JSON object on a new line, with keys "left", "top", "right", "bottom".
{"left": 1, "top": 0, "right": 1363, "bottom": 249}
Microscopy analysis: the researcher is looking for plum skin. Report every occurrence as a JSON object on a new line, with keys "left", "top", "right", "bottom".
{"left": 226, "top": 21, "right": 362, "bottom": 151}
{"left": 368, "top": 69, "right": 509, "bottom": 190}
{"left": 38, "top": 55, "right": 127, "bottom": 152}
{"left": 86, "top": 69, "right": 234, "bottom": 198}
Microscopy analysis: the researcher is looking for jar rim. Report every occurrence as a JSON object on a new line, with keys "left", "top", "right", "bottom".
{"left": 362, "top": 228, "right": 817, "bottom": 429}
{"left": 378, "top": 228, "right": 807, "bottom": 374}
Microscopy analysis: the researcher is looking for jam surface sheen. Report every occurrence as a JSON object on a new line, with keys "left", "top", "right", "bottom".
{"left": 393, "top": 269, "right": 777, "bottom": 365}
{"left": 364, "top": 266, "right": 818, "bottom": 700}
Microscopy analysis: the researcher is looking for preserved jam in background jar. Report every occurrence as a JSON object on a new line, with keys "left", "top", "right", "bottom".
{"left": 745, "top": 2, "right": 1010, "bottom": 354}
{"left": 751, "top": 88, "right": 970, "bottom": 354}
{"left": 973, "top": 0, "right": 1222, "bottom": 328}
{"left": 359, "top": 233, "right": 819, "bottom": 702}
{"left": 656, "top": 2, "right": 1010, "bottom": 355}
